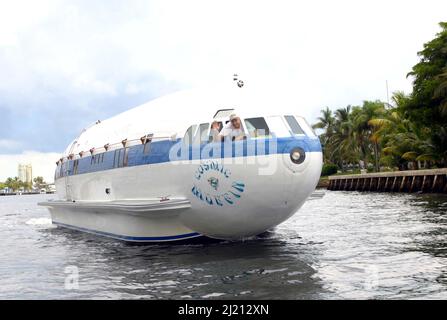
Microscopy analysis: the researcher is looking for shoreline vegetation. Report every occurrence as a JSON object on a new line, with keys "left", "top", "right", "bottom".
{"left": 314, "top": 22, "right": 447, "bottom": 182}
{"left": 0, "top": 176, "right": 48, "bottom": 193}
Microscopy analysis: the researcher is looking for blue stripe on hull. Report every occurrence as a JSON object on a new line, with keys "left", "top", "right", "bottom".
{"left": 56, "top": 136, "right": 322, "bottom": 179}
{"left": 53, "top": 221, "right": 202, "bottom": 242}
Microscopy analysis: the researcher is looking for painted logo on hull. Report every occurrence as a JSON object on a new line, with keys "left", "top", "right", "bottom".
{"left": 207, "top": 177, "right": 219, "bottom": 190}
{"left": 192, "top": 160, "right": 245, "bottom": 206}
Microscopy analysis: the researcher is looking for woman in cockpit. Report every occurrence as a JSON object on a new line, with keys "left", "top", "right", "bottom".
{"left": 210, "top": 121, "right": 222, "bottom": 142}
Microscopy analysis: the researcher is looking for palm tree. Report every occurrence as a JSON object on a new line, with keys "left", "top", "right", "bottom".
{"left": 5, "top": 177, "right": 21, "bottom": 191}
{"left": 353, "top": 101, "right": 386, "bottom": 172}
{"left": 369, "top": 92, "right": 439, "bottom": 170}
{"left": 313, "top": 107, "right": 336, "bottom": 163}
{"left": 314, "top": 88, "right": 446, "bottom": 171}
{"left": 312, "top": 107, "right": 336, "bottom": 138}
{"left": 330, "top": 106, "right": 358, "bottom": 170}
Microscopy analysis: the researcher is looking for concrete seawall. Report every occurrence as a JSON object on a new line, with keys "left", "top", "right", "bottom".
{"left": 328, "top": 168, "right": 447, "bottom": 193}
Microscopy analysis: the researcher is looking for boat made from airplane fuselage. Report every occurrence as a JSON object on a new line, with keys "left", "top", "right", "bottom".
{"left": 39, "top": 88, "right": 323, "bottom": 242}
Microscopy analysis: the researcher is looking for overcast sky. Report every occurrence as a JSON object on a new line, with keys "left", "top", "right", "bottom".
{"left": 0, "top": 0, "right": 446, "bottom": 181}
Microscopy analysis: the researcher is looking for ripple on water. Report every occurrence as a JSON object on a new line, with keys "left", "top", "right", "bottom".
{"left": 1, "top": 192, "right": 447, "bottom": 299}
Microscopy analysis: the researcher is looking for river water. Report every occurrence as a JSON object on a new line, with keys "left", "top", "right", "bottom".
{"left": 0, "top": 192, "right": 446, "bottom": 299}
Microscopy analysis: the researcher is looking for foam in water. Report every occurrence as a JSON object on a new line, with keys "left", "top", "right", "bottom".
{"left": 201, "top": 293, "right": 226, "bottom": 298}
{"left": 25, "top": 218, "right": 53, "bottom": 226}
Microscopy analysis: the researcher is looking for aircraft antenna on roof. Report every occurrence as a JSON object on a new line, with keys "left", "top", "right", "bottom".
{"left": 233, "top": 74, "right": 244, "bottom": 88}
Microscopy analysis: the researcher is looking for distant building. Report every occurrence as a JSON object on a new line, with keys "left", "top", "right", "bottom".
{"left": 18, "top": 164, "right": 33, "bottom": 184}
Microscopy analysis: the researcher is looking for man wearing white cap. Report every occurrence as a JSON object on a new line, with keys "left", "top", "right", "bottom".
{"left": 218, "top": 114, "right": 246, "bottom": 141}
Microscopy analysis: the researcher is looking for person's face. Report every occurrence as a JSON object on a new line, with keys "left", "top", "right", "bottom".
{"left": 212, "top": 122, "right": 219, "bottom": 130}
{"left": 231, "top": 118, "right": 241, "bottom": 129}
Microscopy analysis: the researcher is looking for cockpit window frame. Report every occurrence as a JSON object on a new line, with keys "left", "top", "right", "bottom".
{"left": 284, "top": 115, "right": 306, "bottom": 136}
{"left": 244, "top": 117, "right": 271, "bottom": 139}
{"left": 213, "top": 109, "right": 235, "bottom": 119}
{"left": 265, "top": 116, "right": 292, "bottom": 138}
{"left": 295, "top": 116, "right": 317, "bottom": 137}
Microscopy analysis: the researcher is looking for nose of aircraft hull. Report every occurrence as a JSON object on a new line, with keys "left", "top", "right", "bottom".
{"left": 180, "top": 150, "right": 323, "bottom": 240}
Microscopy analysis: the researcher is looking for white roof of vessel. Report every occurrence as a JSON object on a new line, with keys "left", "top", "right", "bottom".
{"left": 64, "top": 86, "right": 303, "bottom": 156}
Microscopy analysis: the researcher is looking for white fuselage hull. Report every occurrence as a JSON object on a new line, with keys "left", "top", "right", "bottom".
{"left": 47, "top": 152, "right": 322, "bottom": 241}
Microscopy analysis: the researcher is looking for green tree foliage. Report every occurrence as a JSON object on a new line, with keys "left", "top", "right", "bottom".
{"left": 313, "top": 101, "right": 386, "bottom": 171}
{"left": 5, "top": 177, "right": 22, "bottom": 191}
{"left": 321, "top": 163, "right": 338, "bottom": 176}
{"left": 33, "top": 176, "right": 46, "bottom": 190}
{"left": 2, "top": 177, "right": 32, "bottom": 191}
{"left": 314, "top": 22, "right": 447, "bottom": 171}
{"left": 369, "top": 92, "right": 436, "bottom": 169}
{"left": 312, "top": 107, "right": 335, "bottom": 164}
{"left": 404, "top": 22, "right": 447, "bottom": 165}
{"left": 407, "top": 22, "right": 447, "bottom": 124}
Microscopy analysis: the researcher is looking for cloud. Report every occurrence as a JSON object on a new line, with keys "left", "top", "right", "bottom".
{"left": 0, "top": 139, "right": 21, "bottom": 151}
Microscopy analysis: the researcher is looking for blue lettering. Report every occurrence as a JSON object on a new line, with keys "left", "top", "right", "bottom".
{"left": 205, "top": 194, "right": 213, "bottom": 205}
{"left": 192, "top": 163, "right": 245, "bottom": 206}
{"left": 229, "top": 191, "right": 241, "bottom": 198}
{"left": 223, "top": 193, "right": 234, "bottom": 205}
{"left": 209, "top": 161, "right": 218, "bottom": 170}
{"left": 191, "top": 185, "right": 203, "bottom": 201}
{"left": 214, "top": 195, "right": 223, "bottom": 206}
{"left": 232, "top": 182, "right": 245, "bottom": 193}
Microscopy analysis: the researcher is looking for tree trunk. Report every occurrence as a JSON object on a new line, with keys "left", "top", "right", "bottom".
{"left": 374, "top": 142, "right": 380, "bottom": 172}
